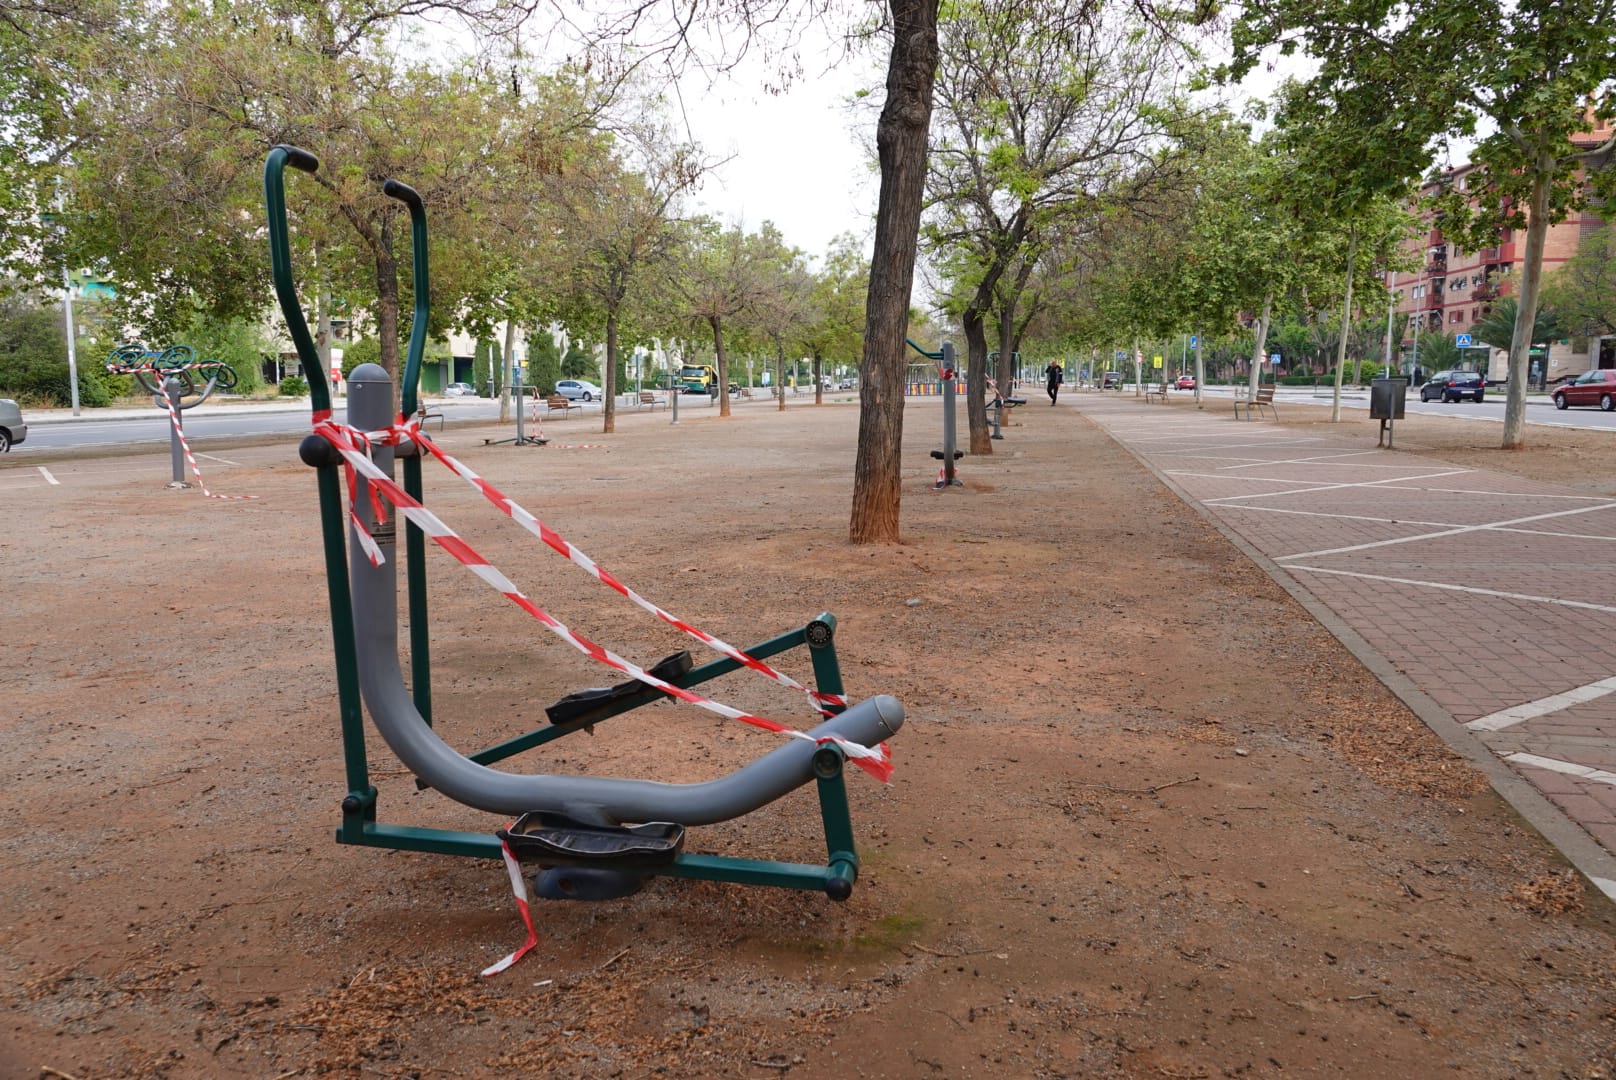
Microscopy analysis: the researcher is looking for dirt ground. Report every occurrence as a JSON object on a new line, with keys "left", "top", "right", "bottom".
{"left": 5, "top": 392, "right": 1616, "bottom": 1080}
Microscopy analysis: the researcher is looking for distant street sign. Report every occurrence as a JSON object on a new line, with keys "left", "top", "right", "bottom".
{"left": 1455, "top": 334, "right": 1473, "bottom": 348}
{"left": 1269, "top": 352, "right": 1281, "bottom": 365}
{"left": 1189, "top": 335, "right": 1199, "bottom": 348}
{"left": 1152, "top": 355, "right": 1163, "bottom": 369}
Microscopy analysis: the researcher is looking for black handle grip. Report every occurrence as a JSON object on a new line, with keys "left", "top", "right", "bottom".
{"left": 383, "top": 179, "right": 423, "bottom": 211}
{"left": 276, "top": 145, "right": 319, "bottom": 174}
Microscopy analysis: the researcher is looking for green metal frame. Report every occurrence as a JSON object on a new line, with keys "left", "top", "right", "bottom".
{"left": 265, "top": 146, "right": 866, "bottom": 895}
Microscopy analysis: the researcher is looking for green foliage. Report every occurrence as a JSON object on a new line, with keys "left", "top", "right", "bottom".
{"left": 0, "top": 299, "right": 120, "bottom": 407}
{"left": 1540, "top": 222, "right": 1616, "bottom": 340}
{"left": 473, "top": 338, "right": 503, "bottom": 396}
{"left": 1469, "top": 298, "right": 1564, "bottom": 351}
{"left": 279, "top": 375, "right": 309, "bottom": 397}
{"left": 178, "top": 311, "right": 267, "bottom": 394}
{"left": 528, "top": 328, "right": 561, "bottom": 395}
{"left": 341, "top": 338, "right": 381, "bottom": 375}
{"left": 561, "top": 339, "right": 593, "bottom": 379}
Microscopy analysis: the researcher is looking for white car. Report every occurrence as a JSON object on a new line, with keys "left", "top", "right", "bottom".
{"left": 555, "top": 379, "right": 600, "bottom": 401}
{"left": 443, "top": 382, "right": 476, "bottom": 397}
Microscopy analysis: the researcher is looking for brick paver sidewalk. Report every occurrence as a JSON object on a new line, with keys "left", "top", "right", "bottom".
{"left": 1077, "top": 393, "right": 1616, "bottom": 899}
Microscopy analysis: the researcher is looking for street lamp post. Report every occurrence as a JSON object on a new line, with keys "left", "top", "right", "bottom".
{"left": 62, "top": 268, "right": 80, "bottom": 415}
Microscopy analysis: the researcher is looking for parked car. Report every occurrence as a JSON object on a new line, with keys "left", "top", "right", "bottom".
{"left": 838, "top": 377, "right": 855, "bottom": 389}
{"left": 1551, "top": 368, "right": 1616, "bottom": 411}
{"left": 1418, "top": 370, "right": 1485, "bottom": 403}
{"left": 1101, "top": 371, "right": 1122, "bottom": 389}
{"left": 1175, "top": 374, "right": 1196, "bottom": 390}
{"left": 443, "top": 381, "right": 476, "bottom": 397}
{"left": 555, "top": 379, "right": 601, "bottom": 401}
{"left": 0, "top": 398, "right": 26, "bottom": 452}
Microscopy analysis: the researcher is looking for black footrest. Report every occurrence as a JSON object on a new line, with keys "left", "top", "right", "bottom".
{"left": 929, "top": 449, "right": 965, "bottom": 460}
{"left": 545, "top": 650, "right": 693, "bottom": 727}
{"left": 499, "top": 811, "right": 685, "bottom": 869}
{"left": 1003, "top": 397, "right": 1026, "bottom": 407}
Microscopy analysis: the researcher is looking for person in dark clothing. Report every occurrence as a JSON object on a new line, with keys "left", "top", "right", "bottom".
{"left": 1045, "top": 362, "right": 1063, "bottom": 405}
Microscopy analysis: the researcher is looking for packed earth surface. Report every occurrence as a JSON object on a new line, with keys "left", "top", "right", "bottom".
{"left": 5, "top": 389, "right": 1616, "bottom": 1080}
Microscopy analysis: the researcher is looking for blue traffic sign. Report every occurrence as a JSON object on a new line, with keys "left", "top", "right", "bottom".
{"left": 1455, "top": 334, "right": 1473, "bottom": 348}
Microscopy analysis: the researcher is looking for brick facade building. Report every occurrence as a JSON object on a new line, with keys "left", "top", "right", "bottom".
{"left": 1389, "top": 126, "right": 1613, "bottom": 384}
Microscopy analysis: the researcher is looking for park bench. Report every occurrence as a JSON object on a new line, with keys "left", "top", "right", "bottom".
{"left": 1233, "top": 385, "right": 1277, "bottom": 421}
{"left": 1144, "top": 381, "right": 1169, "bottom": 402}
{"left": 638, "top": 390, "right": 666, "bottom": 411}
{"left": 545, "top": 394, "right": 579, "bottom": 417}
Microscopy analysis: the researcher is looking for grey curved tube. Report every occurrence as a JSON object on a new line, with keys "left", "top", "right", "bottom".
{"left": 344, "top": 364, "right": 902, "bottom": 826}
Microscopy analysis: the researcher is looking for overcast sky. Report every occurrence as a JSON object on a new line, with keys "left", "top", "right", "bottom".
{"left": 670, "top": 38, "right": 883, "bottom": 264}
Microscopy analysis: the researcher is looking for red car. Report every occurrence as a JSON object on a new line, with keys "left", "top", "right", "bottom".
{"left": 1552, "top": 369, "right": 1616, "bottom": 411}
{"left": 1175, "top": 375, "right": 1196, "bottom": 390}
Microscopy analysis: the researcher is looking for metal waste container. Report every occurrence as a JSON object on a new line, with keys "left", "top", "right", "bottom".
{"left": 1370, "top": 377, "right": 1408, "bottom": 420}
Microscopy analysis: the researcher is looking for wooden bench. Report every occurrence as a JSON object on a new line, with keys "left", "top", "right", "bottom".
{"left": 545, "top": 394, "right": 579, "bottom": 417}
{"left": 1233, "top": 385, "right": 1277, "bottom": 420}
{"left": 637, "top": 390, "right": 666, "bottom": 411}
{"left": 1144, "top": 381, "right": 1169, "bottom": 402}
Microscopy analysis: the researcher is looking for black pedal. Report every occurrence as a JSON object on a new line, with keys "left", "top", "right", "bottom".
{"left": 499, "top": 811, "right": 685, "bottom": 869}
{"left": 545, "top": 650, "right": 693, "bottom": 727}
{"left": 928, "top": 450, "right": 966, "bottom": 461}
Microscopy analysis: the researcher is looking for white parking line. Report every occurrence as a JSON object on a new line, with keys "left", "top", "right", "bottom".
{"left": 39, "top": 467, "right": 59, "bottom": 485}
{"left": 1282, "top": 565, "right": 1616, "bottom": 615}
{"left": 195, "top": 452, "right": 242, "bottom": 465}
{"left": 1216, "top": 502, "right": 1616, "bottom": 542}
{"left": 1467, "top": 677, "right": 1616, "bottom": 732}
{"left": 1278, "top": 500, "right": 1616, "bottom": 560}
{"left": 1202, "top": 469, "right": 1472, "bottom": 506}
{"left": 1505, "top": 753, "right": 1616, "bottom": 788}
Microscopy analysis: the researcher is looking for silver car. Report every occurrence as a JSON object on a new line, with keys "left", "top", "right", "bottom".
{"left": 0, "top": 398, "right": 26, "bottom": 452}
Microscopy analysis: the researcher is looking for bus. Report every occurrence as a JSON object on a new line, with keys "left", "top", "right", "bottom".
{"left": 679, "top": 364, "right": 716, "bottom": 394}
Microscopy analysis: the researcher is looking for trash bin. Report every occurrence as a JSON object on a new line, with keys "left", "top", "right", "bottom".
{"left": 1370, "top": 377, "right": 1408, "bottom": 420}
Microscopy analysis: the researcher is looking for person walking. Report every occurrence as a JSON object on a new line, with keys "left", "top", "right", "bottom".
{"left": 1045, "top": 361, "right": 1063, "bottom": 405}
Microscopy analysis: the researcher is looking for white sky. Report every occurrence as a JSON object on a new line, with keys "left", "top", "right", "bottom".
{"left": 669, "top": 40, "right": 883, "bottom": 263}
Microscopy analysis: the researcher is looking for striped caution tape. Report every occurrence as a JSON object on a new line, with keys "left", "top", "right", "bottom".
{"left": 396, "top": 417, "right": 846, "bottom": 714}
{"left": 312, "top": 414, "right": 889, "bottom": 780}
{"left": 155, "top": 391, "right": 259, "bottom": 501}
{"left": 481, "top": 832, "right": 541, "bottom": 978}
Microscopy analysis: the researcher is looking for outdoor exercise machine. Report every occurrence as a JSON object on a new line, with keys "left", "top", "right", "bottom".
{"left": 908, "top": 337, "right": 963, "bottom": 490}
{"left": 103, "top": 344, "right": 239, "bottom": 488}
{"left": 264, "top": 145, "right": 902, "bottom": 904}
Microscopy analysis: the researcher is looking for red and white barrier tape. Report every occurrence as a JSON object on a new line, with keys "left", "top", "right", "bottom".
{"left": 155, "top": 391, "right": 259, "bottom": 501}
{"left": 394, "top": 416, "right": 845, "bottom": 714}
{"left": 311, "top": 413, "right": 889, "bottom": 780}
{"left": 482, "top": 833, "right": 541, "bottom": 977}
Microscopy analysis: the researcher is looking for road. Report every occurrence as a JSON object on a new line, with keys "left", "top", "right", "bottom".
{"left": 1164, "top": 383, "right": 1616, "bottom": 432}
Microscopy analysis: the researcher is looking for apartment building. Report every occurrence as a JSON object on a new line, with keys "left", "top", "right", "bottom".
{"left": 1389, "top": 130, "right": 1613, "bottom": 384}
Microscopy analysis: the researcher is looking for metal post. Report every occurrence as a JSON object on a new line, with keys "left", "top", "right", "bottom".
{"left": 939, "top": 341, "right": 960, "bottom": 488}
{"left": 670, "top": 377, "right": 679, "bottom": 424}
{"left": 164, "top": 377, "right": 189, "bottom": 488}
{"left": 63, "top": 268, "right": 80, "bottom": 416}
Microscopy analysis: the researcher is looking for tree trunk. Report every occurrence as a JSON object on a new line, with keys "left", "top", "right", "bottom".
{"left": 814, "top": 350, "right": 824, "bottom": 403}
{"left": 1330, "top": 226, "right": 1358, "bottom": 422}
{"left": 775, "top": 341, "right": 786, "bottom": 411}
{"left": 603, "top": 311, "right": 619, "bottom": 434}
{"left": 963, "top": 305, "right": 992, "bottom": 454}
{"left": 850, "top": 0, "right": 939, "bottom": 545}
{"left": 373, "top": 215, "right": 400, "bottom": 409}
{"left": 1502, "top": 164, "right": 1553, "bottom": 450}
{"left": 499, "top": 318, "right": 516, "bottom": 424}
{"left": 1248, "top": 292, "right": 1274, "bottom": 396}
{"left": 710, "top": 314, "right": 731, "bottom": 418}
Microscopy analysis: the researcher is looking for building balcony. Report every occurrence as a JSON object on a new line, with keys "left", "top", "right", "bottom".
{"left": 1425, "top": 259, "right": 1447, "bottom": 276}
{"left": 1473, "top": 282, "right": 1500, "bottom": 301}
{"left": 1479, "top": 246, "right": 1500, "bottom": 261}
{"left": 1422, "top": 294, "right": 1445, "bottom": 312}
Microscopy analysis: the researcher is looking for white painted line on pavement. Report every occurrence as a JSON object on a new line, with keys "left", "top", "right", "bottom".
{"left": 1204, "top": 505, "right": 1464, "bottom": 528}
{"left": 1466, "top": 677, "right": 1616, "bottom": 732}
{"left": 1423, "top": 486, "right": 1616, "bottom": 503}
{"left": 1203, "top": 469, "right": 1472, "bottom": 506}
{"left": 1278, "top": 500, "right": 1616, "bottom": 560}
{"left": 1212, "top": 450, "right": 1381, "bottom": 470}
{"left": 39, "top": 467, "right": 59, "bottom": 485}
{"left": 1593, "top": 877, "right": 1616, "bottom": 902}
{"left": 1283, "top": 565, "right": 1616, "bottom": 615}
{"left": 195, "top": 452, "right": 241, "bottom": 465}
{"left": 1505, "top": 753, "right": 1616, "bottom": 788}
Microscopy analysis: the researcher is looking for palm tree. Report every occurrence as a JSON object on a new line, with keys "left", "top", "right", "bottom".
{"left": 1470, "top": 297, "right": 1564, "bottom": 351}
